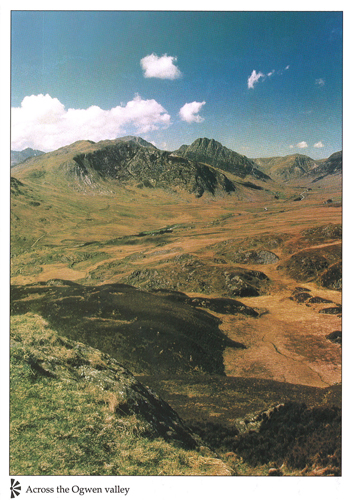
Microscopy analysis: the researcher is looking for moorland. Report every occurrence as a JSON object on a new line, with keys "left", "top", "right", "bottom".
{"left": 10, "top": 136, "right": 342, "bottom": 476}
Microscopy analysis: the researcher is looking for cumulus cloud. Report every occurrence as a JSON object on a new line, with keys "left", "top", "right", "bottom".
{"left": 178, "top": 101, "right": 206, "bottom": 123}
{"left": 11, "top": 94, "right": 171, "bottom": 151}
{"left": 290, "top": 142, "right": 309, "bottom": 149}
{"left": 140, "top": 53, "right": 182, "bottom": 79}
{"left": 315, "top": 78, "right": 325, "bottom": 87}
{"left": 314, "top": 141, "right": 325, "bottom": 148}
{"left": 247, "top": 70, "right": 265, "bottom": 89}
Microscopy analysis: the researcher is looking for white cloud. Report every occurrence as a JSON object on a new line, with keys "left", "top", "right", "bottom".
{"left": 277, "top": 65, "right": 290, "bottom": 76}
{"left": 247, "top": 70, "right": 265, "bottom": 89}
{"left": 290, "top": 142, "right": 310, "bottom": 149}
{"left": 248, "top": 65, "right": 290, "bottom": 88}
{"left": 140, "top": 53, "right": 182, "bottom": 80}
{"left": 315, "top": 78, "right": 325, "bottom": 87}
{"left": 314, "top": 141, "right": 325, "bottom": 148}
{"left": 11, "top": 94, "right": 171, "bottom": 151}
{"left": 179, "top": 101, "right": 206, "bottom": 123}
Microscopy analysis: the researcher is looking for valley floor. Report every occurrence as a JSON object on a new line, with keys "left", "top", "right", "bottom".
{"left": 10, "top": 183, "right": 342, "bottom": 475}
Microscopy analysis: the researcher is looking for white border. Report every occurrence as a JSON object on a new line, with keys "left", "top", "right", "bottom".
{"left": 1, "top": 3, "right": 350, "bottom": 500}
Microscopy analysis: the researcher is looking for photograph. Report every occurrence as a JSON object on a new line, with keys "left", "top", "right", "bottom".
{"left": 5, "top": 6, "right": 346, "bottom": 495}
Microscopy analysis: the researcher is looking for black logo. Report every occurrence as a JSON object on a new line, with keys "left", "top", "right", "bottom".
{"left": 10, "top": 479, "right": 21, "bottom": 498}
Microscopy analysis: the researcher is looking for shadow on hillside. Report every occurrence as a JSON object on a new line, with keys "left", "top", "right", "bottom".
{"left": 11, "top": 280, "right": 249, "bottom": 376}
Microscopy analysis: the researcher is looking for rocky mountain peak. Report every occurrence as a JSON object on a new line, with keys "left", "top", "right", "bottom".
{"left": 71, "top": 140, "right": 237, "bottom": 197}
{"left": 173, "top": 138, "right": 271, "bottom": 181}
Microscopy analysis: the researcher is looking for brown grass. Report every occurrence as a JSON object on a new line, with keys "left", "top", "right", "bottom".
{"left": 11, "top": 185, "right": 342, "bottom": 388}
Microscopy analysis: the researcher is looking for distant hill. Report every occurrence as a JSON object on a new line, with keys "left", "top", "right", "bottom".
{"left": 253, "top": 154, "right": 318, "bottom": 181}
{"left": 309, "top": 151, "right": 342, "bottom": 182}
{"left": 11, "top": 147, "right": 45, "bottom": 167}
{"left": 173, "top": 138, "right": 271, "bottom": 181}
{"left": 253, "top": 151, "right": 342, "bottom": 183}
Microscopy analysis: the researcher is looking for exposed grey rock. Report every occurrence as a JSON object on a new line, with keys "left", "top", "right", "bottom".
{"left": 228, "top": 249, "right": 279, "bottom": 265}
{"left": 290, "top": 292, "right": 312, "bottom": 303}
{"left": 319, "top": 305, "right": 342, "bottom": 315}
{"left": 72, "top": 141, "right": 236, "bottom": 197}
{"left": 308, "top": 296, "right": 333, "bottom": 304}
{"left": 319, "top": 261, "right": 342, "bottom": 290}
{"left": 124, "top": 255, "right": 270, "bottom": 298}
{"left": 326, "top": 331, "right": 342, "bottom": 345}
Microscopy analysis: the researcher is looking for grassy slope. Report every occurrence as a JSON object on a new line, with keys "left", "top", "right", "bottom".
{"left": 10, "top": 313, "right": 232, "bottom": 476}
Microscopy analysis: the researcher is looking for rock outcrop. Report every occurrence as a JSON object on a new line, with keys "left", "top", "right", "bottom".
{"left": 278, "top": 244, "right": 341, "bottom": 286}
{"left": 124, "top": 254, "right": 270, "bottom": 297}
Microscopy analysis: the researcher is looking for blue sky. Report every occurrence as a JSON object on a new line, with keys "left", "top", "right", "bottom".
{"left": 11, "top": 10, "right": 342, "bottom": 159}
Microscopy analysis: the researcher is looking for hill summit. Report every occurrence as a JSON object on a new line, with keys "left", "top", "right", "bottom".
{"left": 173, "top": 138, "right": 271, "bottom": 181}
{"left": 115, "top": 136, "right": 157, "bottom": 149}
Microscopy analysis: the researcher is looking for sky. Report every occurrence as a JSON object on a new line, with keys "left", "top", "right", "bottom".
{"left": 10, "top": 10, "right": 343, "bottom": 159}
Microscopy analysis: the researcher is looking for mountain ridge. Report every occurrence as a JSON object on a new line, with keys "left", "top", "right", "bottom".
{"left": 253, "top": 153, "right": 318, "bottom": 181}
{"left": 11, "top": 137, "right": 342, "bottom": 199}
{"left": 12, "top": 137, "right": 273, "bottom": 199}
{"left": 173, "top": 137, "right": 271, "bottom": 181}
{"left": 253, "top": 151, "right": 342, "bottom": 182}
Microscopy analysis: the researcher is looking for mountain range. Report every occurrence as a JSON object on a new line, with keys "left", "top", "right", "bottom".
{"left": 11, "top": 137, "right": 342, "bottom": 199}
{"left": 11, "top": 147, "right": 45, "bottom": 167}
